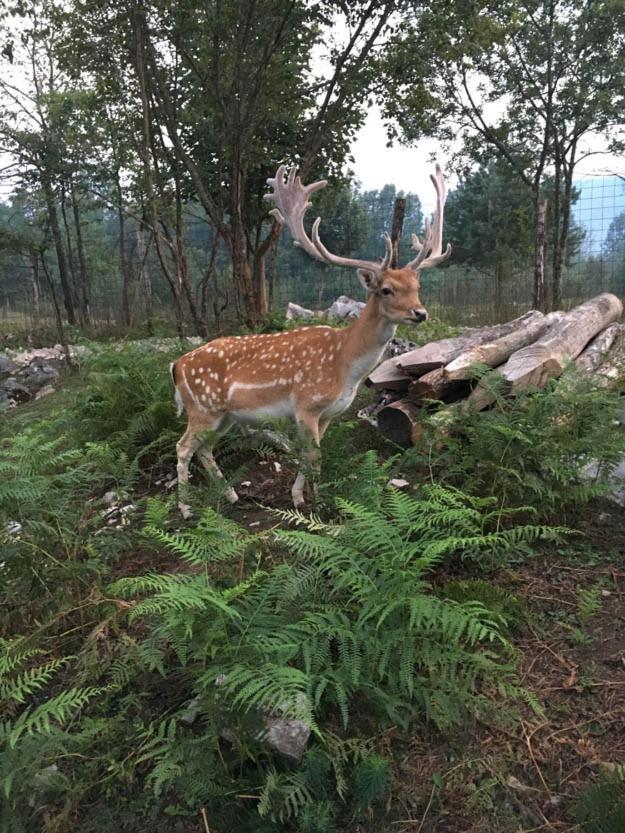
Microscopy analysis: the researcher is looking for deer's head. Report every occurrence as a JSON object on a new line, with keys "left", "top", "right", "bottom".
{"left": 265, "top": 164, "right": 451, "bottom": 325}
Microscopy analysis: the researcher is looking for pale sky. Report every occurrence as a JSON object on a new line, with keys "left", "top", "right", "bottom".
{"left": 349, "top": 105, "right": 624, "bottom": 215}
{"left": 349, "top": 106, "right": 451, "bottom": 212}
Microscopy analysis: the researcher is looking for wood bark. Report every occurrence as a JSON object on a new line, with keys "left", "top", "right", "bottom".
{"left": 30, "top": 253, "right": 41, "bottom": 319}
{"left": 467, "top": 293, "right": 623, "bottom": 410}
{"left": 407, "top": 368, "right": 471, "bottom": 403}
{"left": 365, "top": 358, "right": 412, "bottom": 391}
{"left": 199, "top": 230, "right": 220, "bottom": 335}
{"left": 60, "top": 187, "right": 80, "bottom": 322}
{"left": 395, "top": 311, "right": 541, "bottom": 376}
{"left": 444, "top": 311, "right": 547, "bottom": 380}
{"left": 594, "top": 326, "right": 625, "bottom": 387}
{"left": 40, "top": 252, "right": 73, "bottom": 368}
{"left": 575, "top": 323, "right": 622, "bottom": 373}
{"left": 377, "top": 399, "right": 422, "bottom": 446}
{"left": 43, "top": 179, "right": 76, "bottom": 325}
{"left": 532, "top": 196, "right": 547, "bottom": 311}
{"left": 390, "top": 197, "right": 406, "bottom": 269}
{"left": 136, "top": 225, "right": 153, "bottom": 336}
{"left": 552, "top": 147, "right": 577, "bottom": 311}
{"left": 71, "top": 185, "right": 91, "bottom": 327}
{"left": 132, "top": 8, "right": 185, "bottom": 339}
{"left": 116, "top": 173, "right": 132, "bottom": 328}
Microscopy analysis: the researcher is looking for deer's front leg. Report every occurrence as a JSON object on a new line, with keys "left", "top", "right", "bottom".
{"left": 291, "top": 415, "right": 329, "bottom": 508}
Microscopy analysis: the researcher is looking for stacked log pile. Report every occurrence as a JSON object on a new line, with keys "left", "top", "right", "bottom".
{"left": 364, "top": 293, "right": 624, "bottom": 445}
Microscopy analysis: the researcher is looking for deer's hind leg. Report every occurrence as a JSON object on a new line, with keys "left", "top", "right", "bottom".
{"left": 176, "top": 413, "right": 235, "bottom": 519}
{"left": 196, "top": 414, "right": 239, "bottom": 504}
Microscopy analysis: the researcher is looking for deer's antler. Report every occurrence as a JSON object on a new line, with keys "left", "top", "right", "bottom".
{"left": 265, "top": 165, "right": 392, "bottom": 273}
{"left": 407, "top": 164, "right": 452, "bottom": 271}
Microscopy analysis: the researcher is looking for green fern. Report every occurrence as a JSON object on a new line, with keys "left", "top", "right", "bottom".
{"left": 116, "top": 467, "right": 549, "bottom": 739}
{"left": 573, "top": 769, "right": 625, "bottom": 833}
{"left": 403, "top": 371, "right": 625, "bottom": 519}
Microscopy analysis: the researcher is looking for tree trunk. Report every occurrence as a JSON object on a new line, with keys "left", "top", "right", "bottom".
{"left": 552, "top": 150, "right": 576, "bottom": 311}
{"left": 390, "top": 197, "right": 406, "bottom": 269}
{"left": 594, "top": 326, "right": 625, "bottom": 387}
{"left": 252, "top": 219, "right": 282, "bottom": 321}
{"left": 268, "top": 234, "right": 279, "bottom": 309}
{"left": 43, "top": 179, "right": 76, "bottom": 325}
{"left": 231, "top": 170, "right": 257, "bottom": 324}
{"left": 136, "top": 225, "right": 153, "bottom": 336}
{"left": 532, "top": 196, "right": 547, "bottom": 311}
{"left": 71, "top": 184, "right": 91, "bottom": 327}
{"left": 116, "top": 172, "right": 132, "bottom": 328}
{"left": 30, "top": 253, "right": 41, "bottom": 320}
{"left": 494, "top": 258, "right": 504, "bottom": 317}
{"left": 40, "top": 252, "right": 73, "bottom": 368}
{"left": 199, "top": 230, "right": 220, "bottom": 334}
{"left": 175, "top": 178, "right": 204, "bottom": 336}
{"left": 132, "top": 7, "right": 184, "bottom": 340}
{"left": 60, "top": 185, "right": 79, "bottom": 316}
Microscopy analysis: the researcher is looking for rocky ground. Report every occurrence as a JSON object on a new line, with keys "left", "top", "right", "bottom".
{"left": 0, "top": 338, "right": 204, "bottom": 408}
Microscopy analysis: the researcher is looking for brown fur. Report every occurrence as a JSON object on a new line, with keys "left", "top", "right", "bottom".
{"left": 172, "top": 269, "right": 427, "bottom": 515}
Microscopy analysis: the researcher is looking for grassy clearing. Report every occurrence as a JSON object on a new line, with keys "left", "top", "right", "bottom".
{"left": 1, "top": 341, "right": 625, "bottom": 833}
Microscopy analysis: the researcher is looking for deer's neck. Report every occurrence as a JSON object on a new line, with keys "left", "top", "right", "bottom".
{"left": 339, "top": 294, "right": 396, "bottom": 380}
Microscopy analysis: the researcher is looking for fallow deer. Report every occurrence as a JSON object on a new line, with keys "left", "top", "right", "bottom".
{"left": 171, "top": 164, "right": 451, "bottom": 517}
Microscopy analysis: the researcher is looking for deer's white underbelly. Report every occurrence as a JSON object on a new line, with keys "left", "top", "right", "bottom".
{"left": 231, "top": 398, "right": 294, "bottom": 425}
{"left": 227, "top": 380, "right": 294, "bottom": 424}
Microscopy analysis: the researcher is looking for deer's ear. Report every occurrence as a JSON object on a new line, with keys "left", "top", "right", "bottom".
{"left": 357, "top": 268, "right": 379, "bottom": 293}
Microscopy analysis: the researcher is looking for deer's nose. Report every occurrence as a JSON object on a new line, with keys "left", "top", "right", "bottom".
{"left": 412, "top": 309, "right": 428, "bottom": 323}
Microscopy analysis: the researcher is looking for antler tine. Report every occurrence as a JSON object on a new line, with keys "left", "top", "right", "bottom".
{"left": 406, "top": 163, "right": 452, "bottom": 271}
{"left": 265, "top": 165, "right": 329, "bottom": 263}
{"left": 310, "top": 220, "right": 390, "bottom": 273}
{"left": 265, "top": 165, "right": 391, "bottom": 274}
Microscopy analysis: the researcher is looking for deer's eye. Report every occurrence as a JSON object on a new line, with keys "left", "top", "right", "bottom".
{"left": 381, "top": 286, "right": 393, "bottom": 296}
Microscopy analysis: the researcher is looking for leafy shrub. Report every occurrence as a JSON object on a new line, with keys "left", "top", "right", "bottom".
{"left": 351, "top": 754, "right": 390, "bottom": 818}
{"left": 0, "top": 344, "right": 569, "bottom": 832}
{"left": 99, "top": 465, "right": 552, "bottom": 819}
{"left": 441, "top": 580, "right": 527, "bottom": 632}
{"left": 72, "top": 345, "right": 180, "bottom": 467}
{"left": 404, "top": 371, "right": 625, "bottom": 519}
{"left": 396, "top": 316, "right": 462, "bottom": 345}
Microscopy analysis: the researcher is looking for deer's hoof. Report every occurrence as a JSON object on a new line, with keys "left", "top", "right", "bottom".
{"left": 292, "top": 492, "right": 305, "bottom": 509}
{"left": 225, "top": 487, "right": 239, "bottom": 504}
{"left": 179, "top": 502, "right": 193, "bottom": 520}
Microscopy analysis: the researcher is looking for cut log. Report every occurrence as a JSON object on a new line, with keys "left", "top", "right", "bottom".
{"left": 407, "top": 367, "right": 471, "bottom": 403}
{"left": 396, "top": 310, "right": 543, "bottom": 375}
{"left": 467, "top": 293, "right": 623, "bottom": 410}
{"left": 444, "top": 311, "right": 548, "bottom": 380}
{"left": 594, "top": 324, "right": 625, "bottom": 387}
{"left": 575, "top": 323, "right": 622, "bottom": 373}
{"left": 377, "top": 399, "right": 422, "bottom": 445}
{"left": 365, "top": 357, "right": 412, "bottom": 391}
